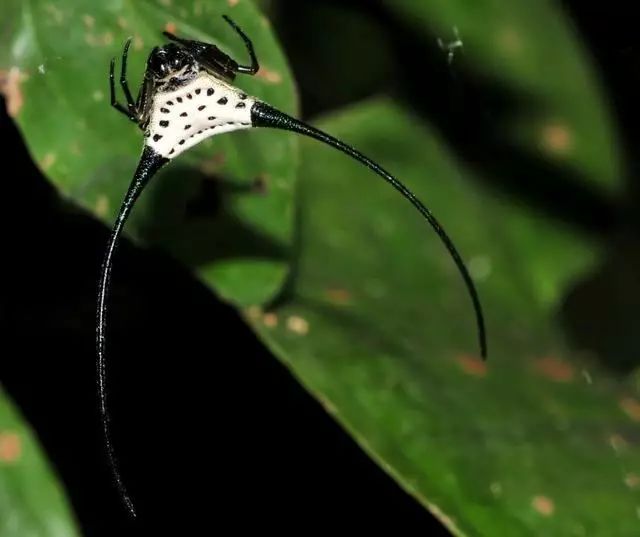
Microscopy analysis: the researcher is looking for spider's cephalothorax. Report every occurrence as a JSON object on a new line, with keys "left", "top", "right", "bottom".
{"left": 145, "top": 43, "right": 200, "bottom": 92}
{"left": 101, "top": 14, "right": 488, "bottom": 519}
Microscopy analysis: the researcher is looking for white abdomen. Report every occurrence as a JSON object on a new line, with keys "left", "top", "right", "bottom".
{"left": 145, "top": 72, "right": 255, "bottom": 159}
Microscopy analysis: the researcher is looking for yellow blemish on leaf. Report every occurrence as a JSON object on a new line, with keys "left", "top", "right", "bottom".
{"left": 609, "top": 433, "right": 628, "bottom": 454}
{"left": 44, "top": 4, "right": 64, "bottom": 24}
{"left": 159, "top": 0, "right": 172, "bottom": 6}
{"left": 532, "top": 495, "right": 555, "bottom": 517}
{"left": 245, "top": 306, "right": 262, "bottom": 321}
{"left": 228, "top": 0, "right": 240, "bottom": 6}
{"left": 133, "top": 35, "right": 145, "bottom": 51}
{"left": 85, "top": 32, "right": 114, "bottom": 47}
{"left": 0, "top": 67, "right": 26, "bottom": 117}
{"left": 93, "top": 90, "right": 104, "bottom": 102}
{"left": 620, "top": 397, "right": 640, "bottom": 422}
{"left": 540, "top": 121, "right": 573, "bottom": 155}
{"left": 82, "top": 14, "right": 95, "bottom": 29}
{"left": 257, "top": 66, "right": 283, "bottom": 84}
{"left": 287, "top": 315, "right": 309, "bottom": 335}
{"left": 0, "top": 431, "right": 22, "bottom": 463}
{"left": 95, "top": 196, "right": 109, "bottom": 217}
{"left": 40, "top": 153, "right": 57, "bottom": 171}
{"left": 490, "top": 482, "right": 502, "bottom": 497}
{"left": 455, "top": 354, "right": 487, "bottom": 377}
{"left": 263, "top": 312, "right": 278, "bottom": 328}
{"left": 117, "top": 16, "right": 129, "bottom": 29}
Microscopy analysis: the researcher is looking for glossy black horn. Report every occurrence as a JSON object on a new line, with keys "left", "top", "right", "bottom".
{"left": 251, "top": 101, "right": 487, "bottom": 359}
{"left": 96, "top": 146, "right": 168, "bottom": 518}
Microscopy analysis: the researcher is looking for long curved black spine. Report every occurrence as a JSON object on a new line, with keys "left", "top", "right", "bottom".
{"left": 96, "top": 146, "right": 168, "bottom": 518}
{"left": 251, "top": 101, "right": 487, "bottom": 359}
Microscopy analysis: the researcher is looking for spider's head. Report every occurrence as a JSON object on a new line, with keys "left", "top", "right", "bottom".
{"left": 146, "top": 43, "right": 198, "bottom": 89}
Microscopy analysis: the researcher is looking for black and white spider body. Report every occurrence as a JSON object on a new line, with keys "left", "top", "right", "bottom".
{"left": 100, "top": 15, "right": 488, "bottom": 518}
{"left": 144, "top": 72, "right": 253, "bottom": 158}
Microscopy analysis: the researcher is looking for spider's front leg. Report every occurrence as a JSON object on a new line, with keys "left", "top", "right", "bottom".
{"left": 110, "top": 38, "right": 151, "bottom": 127}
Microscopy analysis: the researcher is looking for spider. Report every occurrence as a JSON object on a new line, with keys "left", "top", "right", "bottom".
{"left": 101, "top": 15, "right": 488, "bottom": 518}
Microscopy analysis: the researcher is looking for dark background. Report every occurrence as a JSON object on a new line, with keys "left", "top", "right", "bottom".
{"left": 1, "top": 0, "right": 637, "bottom": 534}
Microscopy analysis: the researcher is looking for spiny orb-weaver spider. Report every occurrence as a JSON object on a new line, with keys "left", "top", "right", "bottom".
{"left": 99, "top": 14, "right": 487, "bottom": 518}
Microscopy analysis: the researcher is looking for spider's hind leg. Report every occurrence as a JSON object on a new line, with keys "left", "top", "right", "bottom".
{"left": 163, "top": 15, "right": 259, "bottom": 77}
{"left": 222, "top": 15, "right": 259, "bottom": 75}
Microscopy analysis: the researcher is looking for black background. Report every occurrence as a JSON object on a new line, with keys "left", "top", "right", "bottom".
{"left": 1, "top": 0, "right": 638, "bottom": 534}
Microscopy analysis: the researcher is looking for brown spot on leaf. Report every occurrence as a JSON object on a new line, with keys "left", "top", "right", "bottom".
{"left": 0, "top": 431, "right": 22, "bottom": 463}
{"left": 0, "top": 67, "right": 26, "bottom": 117}
{"left": 620, "top": 397, "right": 640, "bottom": 422}
{"left": 228, "top": 0, "right": 240, "bottom": 6}
{"left": 609, "top": 433, "right": 628, "bottom": 453}
{"left": 540, "top": 122, "right": 573, "bottom": 155}
{"left": 625, "top": 474, "right": 640, "bottom": 489}
{"left": 325, "top": 287, "right": 352, "bottom": 305}
{"left": 534, "top": 356, "right": 574, "bottom": 382}
{"left": 263, "top": 312, "right": 278, "bottom": 328}
{"left": 165, "top": 22, "right": 177, "bottom": 34}
{"left": 456, "top": 354, "right": 487, "bottom": 377}
{"left": 532, "top": 495, "right": 555, "bottom": 516}
{"left": 40, "top": 153, "right": 56, "bottom": 171}
{"left": 199, "top": 152, "right": 226, "bottom": 176}
{"left": 257, "top": 67, "right": 283, "bottom": 84}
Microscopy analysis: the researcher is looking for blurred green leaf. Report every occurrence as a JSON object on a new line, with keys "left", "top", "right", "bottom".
{"left": 0, "top": 387, "right": 79, "bottom": 537}
{"left": 248, "top": 99, "right": 640, "bottom": 535}
{"left": 1, "top": 0, "right": 298, "bottom": 306}
{"left": 382, "top": 0, "right": 623, "bottom": 194}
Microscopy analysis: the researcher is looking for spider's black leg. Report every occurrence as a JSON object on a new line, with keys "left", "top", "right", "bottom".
{"left": 135, "top": 76, "right": 156, "bottom": 129}
{"left": 110, "top": 57, "right": 135, "bottom": 121}
{"left": 97, "top": 146, "right": 169, "bottom": 517}
{"left": 222, "top": 15, "right": 259, "bottom": 75}
{"left": 119, "top": 38, "right": 137, "bottom": 115}
{"left": 251, "top": 102, "right": 487, "bottom": 360}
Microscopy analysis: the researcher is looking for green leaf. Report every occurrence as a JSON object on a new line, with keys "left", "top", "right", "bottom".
{"left": 381, "top": 0, "right": 623, "bottom": 194}
{"left": 0, "top": 387, "right": 80, "bottom": 537}
{"left": 247, "top": 99, "right": 640, "bottom": 535}
{"left": 1, "top": 0, "right": 298, "bottom": 306}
